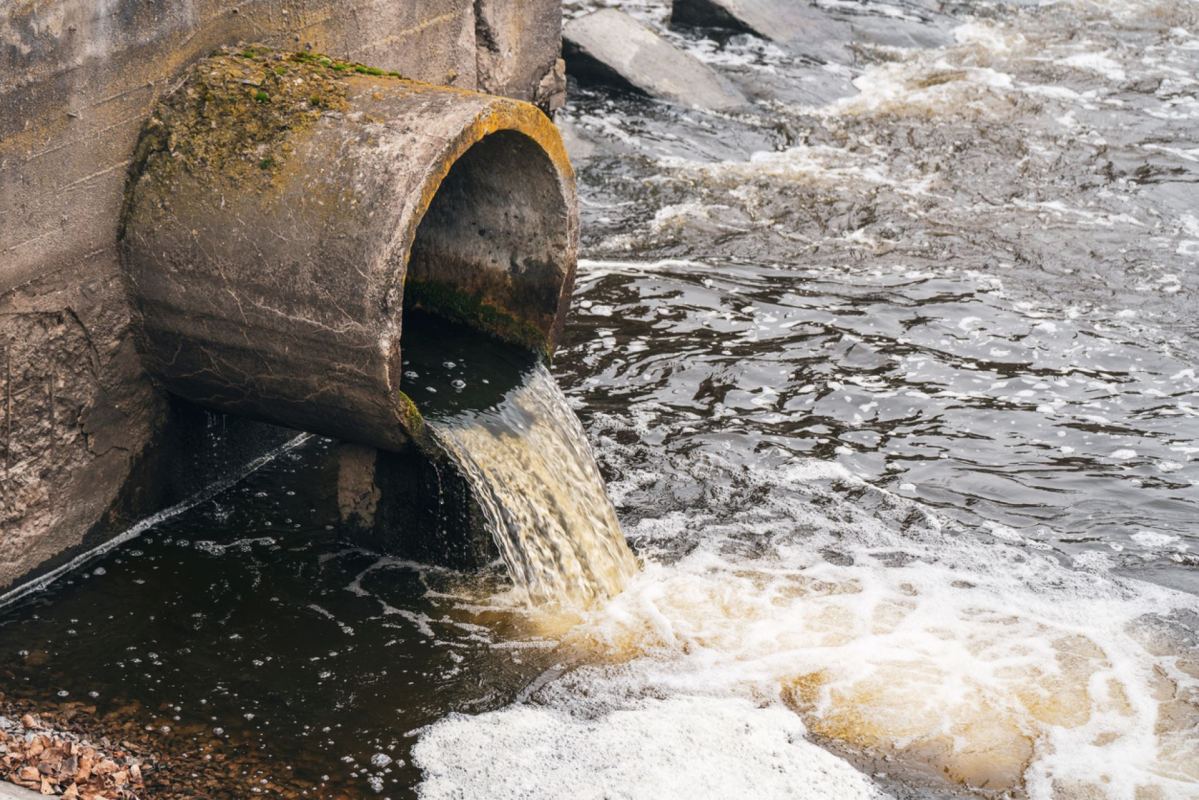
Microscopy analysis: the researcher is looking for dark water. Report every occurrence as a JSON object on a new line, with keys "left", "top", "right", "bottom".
{"left": 4, "top": 0, "right": 1199, "bottom": 798}
{"left": 0, "top": 437, "right": 563, "bottom": 798}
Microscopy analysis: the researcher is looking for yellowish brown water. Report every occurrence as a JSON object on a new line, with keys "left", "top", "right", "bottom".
{"left": 533, "top": 531, "right": 1199, "bottom": 798}
{"left": 428, "top": 363, "right": 639, "bottom": 607}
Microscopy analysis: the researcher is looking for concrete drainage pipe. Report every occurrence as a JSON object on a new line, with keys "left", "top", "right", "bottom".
{"left": 121, "top": 47, "right": 577, "bottom": 450}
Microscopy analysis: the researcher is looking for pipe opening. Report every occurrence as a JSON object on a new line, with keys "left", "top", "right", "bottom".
{"left": 403, "top": 130, "right": 572, "bottom": 351}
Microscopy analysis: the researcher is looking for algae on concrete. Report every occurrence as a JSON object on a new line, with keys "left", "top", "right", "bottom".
{"left": 404, "top": 278, "right": 550, "bottom": 355}
{"left": 127, "top": 45, "right": 413, "bottom": 189}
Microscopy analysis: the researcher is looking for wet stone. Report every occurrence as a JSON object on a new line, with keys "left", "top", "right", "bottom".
{"left": 564, "top": 9, "right": 746, "bottom": 111}
{"left": 671, "top": 0, "right": 851, "bottom": 50}
{"left": 846, "top": 15, "right": 954, "bottom": 50}
{"left": 671, "top": 0, "right": 953, "bottom": 53}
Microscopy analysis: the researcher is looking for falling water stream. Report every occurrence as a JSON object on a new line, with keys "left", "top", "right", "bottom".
{"left": 399, "top": 311, "right": 638, "bottom": 606}
{"left": 2, "top": 0, "right": 1198, "bottom": 798}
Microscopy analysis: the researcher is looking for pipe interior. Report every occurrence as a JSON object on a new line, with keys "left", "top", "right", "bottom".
{"left": 404, "top": 130, "right": 570, "bottom": 349}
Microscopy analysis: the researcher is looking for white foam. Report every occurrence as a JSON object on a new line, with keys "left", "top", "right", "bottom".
{"left": 815, "top": 0, "right": 916, "bottom": 21}
{"left": 953, "top": 20, "right": 1024, "bottom": 54}
{"left": 1130, "top": 531, "right": 1181, "bottom": 549}
{"left": 828, "top": 61, "right": 1015, "bottom": 117}
{"left": 415, "top": 459, "right": 1199, "bottom": 799}
{"left": 1060, "top": 52, "right": 1127, "bottom": 83}
{"left": 414, "top": 695, "right": 886, "bottom": 800}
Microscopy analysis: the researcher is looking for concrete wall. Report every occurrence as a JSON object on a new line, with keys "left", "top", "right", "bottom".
{"left": 0, "top": 0, "right": 565, "bottom": 591}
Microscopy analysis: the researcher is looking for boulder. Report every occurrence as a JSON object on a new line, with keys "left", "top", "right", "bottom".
{"left": 564, "top": 9, "right": 744, "bottom": 111}
{"left": 671, "top": 0, "right": 841, "bottom": 43}
{"left": 847, "top": 15, "right": 954, "bottom": 50}
{"left": 671, "top": 0, "right": 952, "bottom": 52}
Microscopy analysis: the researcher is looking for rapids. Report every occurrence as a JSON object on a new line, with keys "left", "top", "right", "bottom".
{"left": 418, "top": 0, "right": 1199, "bottom": 796}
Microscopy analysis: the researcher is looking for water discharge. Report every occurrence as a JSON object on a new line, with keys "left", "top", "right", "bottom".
{"left": 400, "top": 311, "right": 638, "bottom": 606}
{"left": 419, "top": 458, "right": 1199, "bottom": 800}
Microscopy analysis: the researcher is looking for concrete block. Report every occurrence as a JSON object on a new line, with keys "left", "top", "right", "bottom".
{"left": 476, "top": 0, "right": 566, "bottom": 110}
{"left": 0, "top": 260, "right": 168, "bottom": 591}
{"left": 0, "top": 0, "right": 482, "bottom": 296}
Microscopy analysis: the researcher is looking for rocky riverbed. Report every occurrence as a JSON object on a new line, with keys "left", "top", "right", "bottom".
{"left": 1, "top": 702, "right": 147, "bottom": 799}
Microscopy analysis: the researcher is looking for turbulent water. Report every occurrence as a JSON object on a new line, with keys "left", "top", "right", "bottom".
{"left": 419, "top": 0, "right": 1199, "bottom": 797}
{"left": 2, "top": 0, "right": 1198, "bottom": 798}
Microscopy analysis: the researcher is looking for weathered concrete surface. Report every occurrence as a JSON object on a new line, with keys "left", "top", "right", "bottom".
{"left": 0, "top": 1, "right": 565, "bottom": 592}
{"left": 0, "top": 262, "right": 167, "bottom": 591}
{"left": 476, "top": 0, "right": 567, "bottom": 111}
{"left": 1, "top": 0, "right": 486, "bottom": 297}
{"left": 122, "top": 49, "right": 577, "bottom": 451}
{"left": 564, "top": 9, "right": 745, "bottom": 111}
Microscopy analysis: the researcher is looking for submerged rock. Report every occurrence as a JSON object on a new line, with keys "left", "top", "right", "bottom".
{"left": 564, "top": 9, "right": 745, "bottom": 111}
{"left": 846, "top": 14, "right": 954, "bottom": 50}
{"left": 670, "top": 0, "right": 855, "bottom": 66}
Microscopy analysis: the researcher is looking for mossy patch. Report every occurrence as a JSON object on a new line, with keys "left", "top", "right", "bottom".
{"left": 403, "top": 279, "right": 549, "bottom": 355}
{"left": 128, "top": 44, "right": 408, "bottom": 190}
{"left": 288, "top": 50, "right": 404, "bottom": 78}
{"left": 394, "top": 391, "right": 426, "bottom": 436}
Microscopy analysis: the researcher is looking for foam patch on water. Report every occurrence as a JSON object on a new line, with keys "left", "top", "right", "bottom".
{"left": 1059, "top": 51, "right": 1127, "bottom": 82}
{"left": 655, "top": 139, "right": 930, "bottom": 203}
{"left": 414, "top": 695, "right": 886, "bottom": 800}
{"left": 415, "top": 458, "right": 1199, "bottom": 799}
{"left": 829, "top": 61, "right": 1016, "bottom": 117}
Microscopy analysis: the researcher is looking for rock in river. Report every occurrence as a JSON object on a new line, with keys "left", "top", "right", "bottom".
{"left": 564, "top": 9, "right": 745, "bottom": 111}
{"left": 670, "top": 0, "right": 952, "bottom": 54}
{"left": 671, "top": 0, "right": 845, "bottom": 44}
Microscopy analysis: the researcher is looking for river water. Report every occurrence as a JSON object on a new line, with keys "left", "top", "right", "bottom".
{"left": 2, "top": 0, "right": 1198, "bottom": 798}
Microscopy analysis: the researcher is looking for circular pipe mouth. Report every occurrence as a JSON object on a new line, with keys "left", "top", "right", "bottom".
{"left": 404, "top": 129, "right": 574, "bottom": 351}
{"left": 120, "top": 47, "right": 578, "bottom": 451}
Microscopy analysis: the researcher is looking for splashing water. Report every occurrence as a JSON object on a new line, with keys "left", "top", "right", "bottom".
{"left": 401, "top": 311, "right": 638, "bottom": 607}
{"left": 418, "top": 459, "right": 1199, "bottom": 800}
{"left": 425, "top": 364, "right": 638, "bottom": 606}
